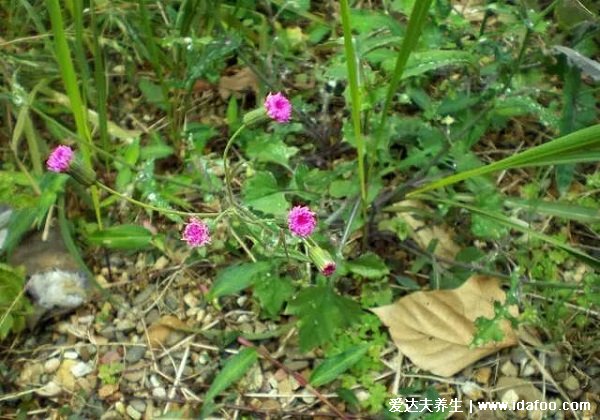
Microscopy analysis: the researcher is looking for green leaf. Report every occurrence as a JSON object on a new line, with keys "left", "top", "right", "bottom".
{"left": 346, "top": 252, "right": 390, "bottom": 279}
{"left": 86, "top": 224, "right": 153, "bottom": 250}
{"left": 253, "top": 275, "right": 294, "bottom": 319}
{"left": 201, "top": 348, "right": 258, "bottom": 418}
{"left": 245, "top": 135, "right": 298, "bottom": 168}
{"left": 392, "top": 50, "right": 476, "bottom": 79}
{"left": 242, "top": 171, "right": 288, "bottom": 216}
{"left": 287, "top": 285, "right": 363, "bottom": 351}
{"left": 0, "top": 263, "right": 31, "bottom": 340}
{"left": 310, "top": 345, "right": 369, "bottom": 387}
{"left": 139, "top": 78, "right": 166, "bottom": 109}
{"left": 409, "top": 123, "right": 600, "bottom": 196}
{"left": 208, "top": 261, "right": 272, "bottom": 300}
{"left": 493, "top": 95, "right": 559, "bottom": 130}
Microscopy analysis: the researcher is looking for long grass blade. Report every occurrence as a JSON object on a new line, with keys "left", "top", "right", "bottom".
{"left": 408, "top": 123, "right": 600, "bottom": 196}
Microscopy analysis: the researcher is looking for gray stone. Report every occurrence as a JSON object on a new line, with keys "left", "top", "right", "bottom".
{"left": 152, "top": 386, "right": 167, "bottom": 399}
{"left": 125, "top": 346, "right": 146, "bottom": 363}
{"left": 130, "top": 399, "right": 146, "bottom": 413}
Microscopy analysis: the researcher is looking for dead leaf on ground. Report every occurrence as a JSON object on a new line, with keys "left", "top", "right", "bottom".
{"left": 371, "top": 275, "right": 518, "bottom": 377}
{"left": 218, "top": 67, "right": 259, "bottom": 100}
{"left": 388, "top": 199, "right": 460, "bottom": 263}
{"left": 147, "top": 315, "right": 187, "bottom": 349}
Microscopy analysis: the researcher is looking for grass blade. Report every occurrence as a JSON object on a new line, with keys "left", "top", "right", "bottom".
{"left": 408, "top": 123, "right": 600, "bottom": 196}
{"left": 339, "top": 0, "right": 367, "bottom": 211}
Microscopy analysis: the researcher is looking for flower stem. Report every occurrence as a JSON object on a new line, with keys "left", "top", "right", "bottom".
{"left": 95, "top": 181, "right": 218, "bottom": 218}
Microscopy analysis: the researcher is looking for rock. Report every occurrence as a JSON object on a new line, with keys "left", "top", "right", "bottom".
{"left": 474, "top": 367, "right": 492, "bottom": 385}
{"left": 55, "top": 360, "right": 77, "bottom": 391}
{"left": 461, "top": 381, "right": 483, "bottom": 400}
{"left": 183, "top": 292, "right": 199, "bottom": 308}
{"left": 548, "top": 354, "right": 567, "bottom": 375}
{"left": 133, "top": 285, "right": 156, "bottom": 306}
{"left": 152, "top": 386, "right": 167, "bottom": 399}
{"left": 98, "top": 384, "right": 119, "bottom": 400}
{"left": 44, "top": 358, "right": 61, "bottom": 374}
{"left": 122, "top": 361, "right": 146, "bottom": 382}
{"left": 71, "top": 361, "right": 94, "bottom": 378}
{"left": 130, "top": 399, "right": 146, "bottom": 412}
{"left": 125, "top": 346, "right": 146, "bottom": 363}
{"left": 35, "top": 381, "right": 62, "bottom": 397}
{"left": 284, "top": 360, "right": 309, "bottom": 371}
{"left": 126, "top": 405, "right": 142, "bottom": 420}
{"left": 115, "top": 319, "right": 135, "bottom": 332}
{"left": 115, "top": 401, "right": 126, "bottom": 415}
{"left": 500, "top": 360, "right": 518, "bottom": 377}
{"left": 165, "top": 292, "right": 179, "bottom": 311}
{"left": 18, "top": 362, "right": 44, "bottom": 387}
{"left": 64, "top": 351, "right": 79, "bottom": 360}
{"left": 521, "top": 362, "right": 537, "bottom": 377}
{"left": 501, "top": 389, "right": 519, "bottom": 405}
{"left": 149, "top": 374, "right": 162, "bottom": 388}
{"left": 510, "top": 347, "right": 528, "bottom": 365}
{"left": 562, "top": 375, "right": 579, "bottom": 391}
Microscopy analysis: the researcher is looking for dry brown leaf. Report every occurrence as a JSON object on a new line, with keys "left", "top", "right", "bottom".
{"left": 371, "top": 275, "right": 518, "bottom": 377}
{"left": 391, "top": 199, "right": 460, "bottom": 262}
{"left": 147, "top": 315, "right": 187, "bottom": 349}
{"left": 218, "top": 67, "right": 259, "bottom": 100}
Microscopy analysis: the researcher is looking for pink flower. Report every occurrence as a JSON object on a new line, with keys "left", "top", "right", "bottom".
{"left": 288, "top": 205, "right": 316, "bottom": 237}
{"left": 182, "top": 218, "right": 211, "bottom": 248}
{"left": 46, "top": 145, "right": 74, "bottom": 172}
{"left": 322, "top": 262, "right": 336, "bottom": 277}
{"left": 264, "top": 92, "right": 292, "bottom": 123}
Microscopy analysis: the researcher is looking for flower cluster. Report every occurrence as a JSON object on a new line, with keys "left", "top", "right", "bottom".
{"left": 47, "top": 93, "right": 336, "bottom": 276}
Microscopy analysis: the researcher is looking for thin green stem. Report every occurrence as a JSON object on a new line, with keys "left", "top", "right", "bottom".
{"left": 339, "top": 0, "right": 367, "bottom": 219}
{"left": 95, "top": 181, "right": 218, "bottom": 218}
{"left": 222, "top": 124, "right": 247, "bottom": 208}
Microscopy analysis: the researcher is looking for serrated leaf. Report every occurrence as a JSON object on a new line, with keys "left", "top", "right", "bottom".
{"left": 310, "top": 345, "right": 369, "bottom": 387}
{"left": 201, "top": 348, "right": 258, "bottom": 417}
{"left": 287, "top": 285, "right": 363, "bottom": 351}
{"left": 346, "top": 252, "right": 389, "bottom": 279}
{"left": 86, "top": 224, "right": 153, "bottom": 250}
{"left": 208, "top": 261, "right": 271, "bottom": 300}
{"left": 242, "top": 171, "right": 288, "bottom": 216}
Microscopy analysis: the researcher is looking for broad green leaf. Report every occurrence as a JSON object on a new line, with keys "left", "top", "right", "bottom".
{"left": 253, "top": 275, "right": 294, "bottom": 319}
{"left": 346, "top": 252, "right": 390, "bottom": 279}
{"left": 139, "top": 78, "right": 166, "bottom": 108}
{"left": 408, "top": 123, "right": 600, "bottom": 196}
{"left": 208, "top": 261, "right": 271, "bottom": 300}
{"left": 245, "top": 135, "right": 298, "bottom": 168}
{"left": 86, "top": 224, "right": 153, "bottom": 250}
{"left": 310, "top": 345, "right": 369, "bottom": 387}
{"left": 201, "top": 348, "right": 258, "bottom": 418}
{"left": 287, "top": 285, "right": 363, "bottom": 351}
{"left": 242, "top": 171, "right": 288, "bottom": 216}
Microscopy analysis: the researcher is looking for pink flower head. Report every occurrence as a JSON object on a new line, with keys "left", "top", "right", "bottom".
{"left": 182, "top": 218, "right": 211, "bottom": 248}
{"left": 46, "top": 145, "right": 74, "bottom": 172}
{"left": 322, "top": 261, "right": 336, "bottom": 277}
{"left": 264, "top": 92, "right": 292, "bottom": 123}
{"left": 288, "top": 205, "right": 316, "bottom": 237}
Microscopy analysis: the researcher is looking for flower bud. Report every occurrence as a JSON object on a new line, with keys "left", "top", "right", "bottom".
{"left": 67, "top": 155, "right": 97, "bottom": 187}
{"left": 242, "top": 107, "right": 268, "bottom": 127}
{"left": 308, "top": 244, "right": 336, "bottom": 277}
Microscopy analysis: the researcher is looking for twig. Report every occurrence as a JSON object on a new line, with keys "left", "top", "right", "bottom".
{"left": 237, "top": 337, "right": 350, "bottom": 419}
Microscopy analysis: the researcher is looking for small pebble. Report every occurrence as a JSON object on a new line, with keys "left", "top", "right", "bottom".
{"left": 126, "top": 405, "right": 142, "bottom": 420}
{"left": 125, "top": 346, "right": 146, "bottom": 363}
{"left": 149, "top": 374, "right": 162, "bottom": 388}
{"left": 64, "top": 351, "right": 79, "bottom": 360}
{"left": 152, "top": 386, "right": 167, "bottom": 399}
{"left": 44, "top": 358, "right": 60, "bottom": 374}
{"left": 563, "top": 375, "right": 580, "bottom": 391}
{"left": 500, "top": 360, "right": 518, "bottom": 377}
{"left": 71, "top": 361, "right": 93, "bottom": 378}
{"left": 130, "top": 399, "right": 146, "bottom": 413}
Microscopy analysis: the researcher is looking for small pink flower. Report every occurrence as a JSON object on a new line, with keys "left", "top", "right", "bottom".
{"left": 264, "top": 92, "right": 292, "bottom": 123}
{"left": 288, "top": 205, "right": 316, "bottom": 237}
{"left": 182, "top": 218, "right": 211, "bottom": 248}
{"left": 46, "top": 145, "right": 74, "bottom": 173}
